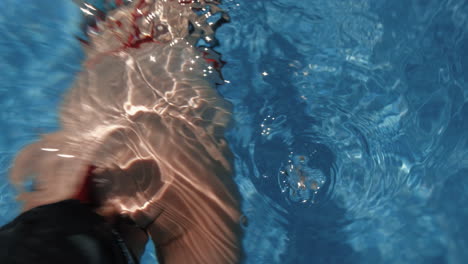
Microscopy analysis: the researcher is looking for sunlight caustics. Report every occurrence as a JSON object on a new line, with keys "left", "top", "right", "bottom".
{"left": 10, "top": 0, "right": 241, "bottom": 263}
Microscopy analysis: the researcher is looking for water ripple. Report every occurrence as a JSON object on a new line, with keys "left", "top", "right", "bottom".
{"left": 1, "top": 0, "right": 468, "bottom": 263}
{"left": 219, "top": 0, "right": 468, "bottom": 263}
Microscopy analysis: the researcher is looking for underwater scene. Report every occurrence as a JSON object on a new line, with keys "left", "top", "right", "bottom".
{"left": 1, "top": 0, "right": 467, "bottom": 263}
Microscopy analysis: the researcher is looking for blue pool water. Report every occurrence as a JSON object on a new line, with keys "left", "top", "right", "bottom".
{"left": 1, "top": 0, "right": 468, "bottom": 263}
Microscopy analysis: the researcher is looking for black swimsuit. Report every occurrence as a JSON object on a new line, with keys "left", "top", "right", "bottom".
{"left": 0, "top": 200, "right": 138, "bottom": 264}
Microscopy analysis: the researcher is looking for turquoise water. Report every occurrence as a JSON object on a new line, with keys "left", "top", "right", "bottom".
{"left": 1, "top": 0, "right": 468, "bottom": 263}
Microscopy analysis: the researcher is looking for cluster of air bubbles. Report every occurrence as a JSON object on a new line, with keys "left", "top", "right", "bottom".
{"left": 278, "top": 152, "right": 326, "bottom": 204}
{"left": 202, "top": 65, "right": 215, "bottom": 76}
{"left": 260, "top": 115, "right": 287, "bottom": 139}
{"left": 260, "top": 115, "right": 275, "bottom": 136}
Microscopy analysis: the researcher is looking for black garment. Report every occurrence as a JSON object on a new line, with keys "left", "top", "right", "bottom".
{"left": 0, "top": 200, "right": 137, "bottom": 264}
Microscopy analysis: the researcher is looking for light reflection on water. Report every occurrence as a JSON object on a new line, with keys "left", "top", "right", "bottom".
{"left": 218, "top": 0, "right": 468, "bottom": 263}
{"left": 0, "top": 0, "right": 468, "bottom": 263}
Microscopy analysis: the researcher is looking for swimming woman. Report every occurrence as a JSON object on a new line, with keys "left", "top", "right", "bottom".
{"left": 1, "top": 0, "right": 242, "bottom": 263}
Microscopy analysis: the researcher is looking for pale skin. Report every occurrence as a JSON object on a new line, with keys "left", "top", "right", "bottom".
{"left": 11, "top": 48, "right": 243, "bottom": 263}
{"left": 10, "top": 1, "right": 242, "bottom": 262}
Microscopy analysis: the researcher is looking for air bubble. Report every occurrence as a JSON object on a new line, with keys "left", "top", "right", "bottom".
{"left": 278, "top": 154, "right": 326, "bottom": 204}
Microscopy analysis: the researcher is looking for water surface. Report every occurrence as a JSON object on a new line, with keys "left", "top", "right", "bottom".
{"left": 1, "top": 0, "right": 468, "bottom": 263}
